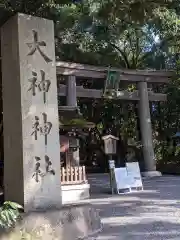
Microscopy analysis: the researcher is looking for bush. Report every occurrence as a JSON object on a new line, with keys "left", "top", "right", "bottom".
{"left": 0, "top": 201, "right": 23, "bottom": 229}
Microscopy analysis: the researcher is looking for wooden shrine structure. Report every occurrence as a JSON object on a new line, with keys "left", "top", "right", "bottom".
{"left": 56, "top": 61, "right": 173, "bottom": 180}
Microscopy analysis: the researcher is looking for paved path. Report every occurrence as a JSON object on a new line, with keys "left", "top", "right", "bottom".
{"left": 87, "top": 174, "right": 180, "bottom": 240}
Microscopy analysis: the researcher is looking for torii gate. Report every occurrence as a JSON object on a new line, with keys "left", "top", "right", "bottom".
{"left": 56, "top": 61, "right": 173, "bottom": 177}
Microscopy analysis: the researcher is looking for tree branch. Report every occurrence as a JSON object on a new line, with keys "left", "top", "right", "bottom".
{"left": 109, "top": 42, "right": 131, "bottom": 68}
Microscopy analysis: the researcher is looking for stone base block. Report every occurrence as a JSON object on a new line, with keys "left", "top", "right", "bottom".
{"left": 0, "top": 204, "right": 102, "bottom": 240}
{"left": 141, "top": 171, "right": 162, "bottom": 178}
{"left": 62, "top": 184, "right": 90, "bottom": 205}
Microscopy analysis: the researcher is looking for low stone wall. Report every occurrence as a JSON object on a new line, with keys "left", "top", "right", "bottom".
{"left": 0, "top": 203, "right": 102, "bottom": 240}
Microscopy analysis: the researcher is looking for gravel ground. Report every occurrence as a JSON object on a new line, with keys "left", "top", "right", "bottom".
{"left": 87, "top": 174, "right": 180, "bottom": 240}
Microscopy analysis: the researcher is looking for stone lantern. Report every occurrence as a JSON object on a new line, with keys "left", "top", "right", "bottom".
{"left": 59, "top": 105, "right": 95, "bottom": 167}
{"left": 69, "top": 136, "right": 80, "bottom": 151}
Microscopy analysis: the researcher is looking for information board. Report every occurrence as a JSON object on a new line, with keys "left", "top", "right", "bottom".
{"left": 126, "top": 162, "right": 143, "bottom": 191}
{"left": 114, "top": 168, "right": 131, "bottom": 194}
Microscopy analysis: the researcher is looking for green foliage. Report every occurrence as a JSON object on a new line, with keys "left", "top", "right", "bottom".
{"left": 60, "top": 118, "right": 95, "bottom": 128}
{"left": 0, "top": 201, "right": 23, "bottom": 229}
{"left": 0, "top": 0, "right": 180, "bottom": 170}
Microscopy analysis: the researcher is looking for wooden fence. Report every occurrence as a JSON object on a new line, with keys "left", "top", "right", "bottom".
{"left": 61, "top": 166, "right": 87, "bottom": 185}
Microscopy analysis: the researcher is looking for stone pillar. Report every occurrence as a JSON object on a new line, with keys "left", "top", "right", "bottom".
{"left": 66, "top": 75, "right": 77, "bottom": 107}
{"left": 138, "top": 81, "right": 161, "bottom": 177}
{"left": 1, "top": 13, "right": 62, "bottom": 211}
{"left": 66, "top": 75, "right": 80, "bottom": 165}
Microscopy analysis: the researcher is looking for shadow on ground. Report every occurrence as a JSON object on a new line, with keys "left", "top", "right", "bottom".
{"left": 87, "top": 174, "right": 180, "bottom": 240}
{"left": 95, "top": 221, "right": 180, "bottom": 240}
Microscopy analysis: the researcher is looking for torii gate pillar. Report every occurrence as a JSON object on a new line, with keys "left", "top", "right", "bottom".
{"left": 138, "top": 81, "right": 162, "bottom": 177}
{"left": 66, "top": 75, "right": 80, "bottom": 166}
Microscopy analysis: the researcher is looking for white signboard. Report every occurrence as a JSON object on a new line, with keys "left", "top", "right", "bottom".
{"left": 114, "top": 168, "right": 131, "bottom": 194}
{"left": 126, "top": 162, "right": 143, "bottom": 191}
{"left": 109, "top": 160, "right": 115, "bottom": 169}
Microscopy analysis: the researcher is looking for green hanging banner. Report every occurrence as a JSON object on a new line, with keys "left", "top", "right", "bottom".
{"left": 103, "top": 67, "right": 120, "bottom": 98}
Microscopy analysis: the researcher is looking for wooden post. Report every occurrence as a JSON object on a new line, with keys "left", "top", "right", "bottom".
{"left": 138, "top": 81, "right": 161, "bottom": 177}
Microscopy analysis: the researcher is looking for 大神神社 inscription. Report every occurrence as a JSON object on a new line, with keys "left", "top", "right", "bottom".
{"left": 32, "top": 155, "right": 55, "bottom": 182}
{"left": 28, "top": 70, "right": 51, "bottom": 103}
{"left": 27, "top": 30, "right": 52, "bottom": 63}
{"left": 28, "top": 27, "right": 54, "bottom": 183}
{"left": 31, "top": 113, "right": 52, "bottom": 145}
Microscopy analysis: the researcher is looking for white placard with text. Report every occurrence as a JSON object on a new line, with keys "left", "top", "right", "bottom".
{"left": 126, "top": 162, "right": 143, "bottom": 190}
{"left": 114, "top": 167, "right": 131, "bottom": 193}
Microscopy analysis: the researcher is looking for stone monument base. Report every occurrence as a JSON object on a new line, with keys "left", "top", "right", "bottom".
{"left": 62, "top": 183, "right": 90, "bottom": 204}
{"left": 0, "top": 203, "right": 102, "bottom": 240}
{"left": 141, "top": 171, "right": 162, "bottom": 178}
